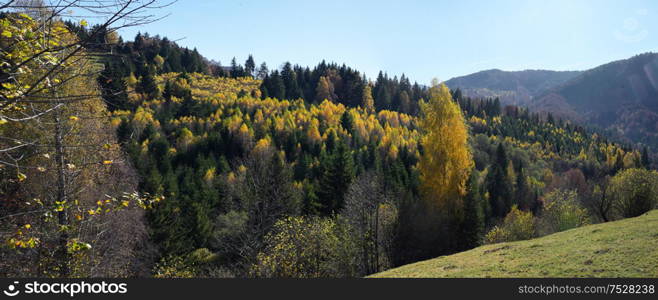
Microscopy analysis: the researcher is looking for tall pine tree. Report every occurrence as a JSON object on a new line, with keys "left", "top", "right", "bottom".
{"left": 245, "top": 55, "right": 256, "bottom": 77}
{"left": 486, "top": 143, "right": 513, "bottom": 220}
{"left": 459, "top": 170, "right": 484, "bottom": 250}
{"left": 317, "top": 139, "right": 355, "bottom": 215}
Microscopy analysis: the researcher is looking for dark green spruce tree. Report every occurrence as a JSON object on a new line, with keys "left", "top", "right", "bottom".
{"left": 97, "top": 61, "right": 130, "bottom": 111}
{"left": 317, "top": 139, "right": 355, "bottom": 215}
{"left": 136, "top": 67, "right": 159, "bottom": 99}
{"left": 459, "top": 170, "right": 484, "bottom": 250}
{"left": 245, "top": 55, "right": 256, "bottom": 77}
{"left": 641, "top": 147, "right": 651, "bottom": 169}
{"left": 268, "top": 71, "right": 286, "bottom": 100}
{"left": 486, "top": 143, "right": 513, "bottom": 221}
{"left": 515, "top": 162, "right": 532, "bottom": 211}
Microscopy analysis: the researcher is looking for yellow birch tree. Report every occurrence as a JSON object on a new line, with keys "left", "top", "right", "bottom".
{"left": 418, "top": 81, "right": 473, "bottom": 217}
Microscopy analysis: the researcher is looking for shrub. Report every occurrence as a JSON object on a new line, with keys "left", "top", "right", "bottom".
{"left": 153, "top": 255, "right": 197, "bottom": 278}
{"left": 485, "top": 206, "right": 535, "bottom": 244}
{"left": 250, "top": 216, "right": 358, "bottom": 278}
{"left": 539, "top": 189, "right": 590, "bottom": 235}
{"left": 152, "top": 248, "right": 220, "bottom": 278}
{"left": 608, "top": 168, "right": 658, "bottom": 219}
{"left": 483, "top": 226, "right": 510, "bottom": 244}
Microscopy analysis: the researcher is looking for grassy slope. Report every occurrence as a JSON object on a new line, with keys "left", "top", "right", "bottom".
{"left": 372, "top": 210, "right": 658, "bottom": 278}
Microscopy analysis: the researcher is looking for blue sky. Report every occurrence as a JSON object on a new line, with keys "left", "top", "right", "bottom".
{"left": 119, "top": 0, "right": 658, "bottom": 84}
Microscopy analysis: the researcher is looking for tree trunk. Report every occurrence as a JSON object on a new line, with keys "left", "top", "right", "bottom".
{"left": 54, "top": 114, "right": 69, "bottom": 277}
{"left": 374, "top": 205, "right": 379, "bottom": 273}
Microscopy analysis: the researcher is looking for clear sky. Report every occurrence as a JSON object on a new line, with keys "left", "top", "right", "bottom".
{"left": 119, "top": 0, "right": 658, "bottom": 85}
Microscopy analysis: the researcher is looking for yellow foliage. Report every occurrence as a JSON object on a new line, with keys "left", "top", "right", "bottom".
{"left": 362, "top": 84, "right": 375, "bottom": 114}
{"left": 418, "top": 83, "right": 473, "bottom": 215}
{"left": 203, "top": 167, "right": 216, "bottom": 183}
{"left": 485, "top": 206, "right": 535, "bottom": 244}
{"left": 252, "top": 137, "right": 272, "bottom": 156}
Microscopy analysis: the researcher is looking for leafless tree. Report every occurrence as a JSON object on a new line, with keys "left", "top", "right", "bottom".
{"left": 212, "top": 146, "right": 302, "bottom": 275}
{"left": 582, "top": 177, "right": 613, "bottom": 222}
{"left": 341, "top": 172, "right": 397, "bottom": 275}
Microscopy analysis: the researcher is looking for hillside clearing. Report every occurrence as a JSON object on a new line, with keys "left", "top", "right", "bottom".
{"left": 372, "top": 210, "right": 658, "bottom": 278}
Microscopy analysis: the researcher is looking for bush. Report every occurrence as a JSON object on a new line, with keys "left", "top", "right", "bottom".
{"left": 152, "top": 248, "right": 220, "bottom": 278}
{"left": 250, "top": 216, "right": 358, "bottom": 278}
{"left": 484, "top": 226, "right": 510, "bottom": 244}
{"left": 608, "top": 168, "right": 658, "bottom": 219}
{"left": 153, "top": 255, "right": 197, "bottom": 278}
{"left": 485, "top": 206, "right": 535, "bottom": 244}
{"left": 539, "top": 189, "right": 590, "bottom": 235}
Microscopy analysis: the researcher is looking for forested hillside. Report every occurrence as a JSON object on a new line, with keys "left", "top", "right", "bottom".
{"left": 258, "top": 62, "right": 428, "bottom": 115}
{"left": 2, "top": 5, "right": 657, "bottom": 279}
{"left": 530, "top": 53, "right": 658, "bottom": 150}
{"left": 109, "top": 67, "right": 651, "bottom": 276}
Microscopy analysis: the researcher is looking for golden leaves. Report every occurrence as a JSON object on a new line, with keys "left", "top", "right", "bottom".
{"left": 252, "top": 138, "right": 272, "bottom": 155}
{"left": 418, "top": 83, "right": 473, "bottom": 213}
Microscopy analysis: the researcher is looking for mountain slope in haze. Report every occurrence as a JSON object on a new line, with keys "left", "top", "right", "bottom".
{"left": 371, "top": 210, "right": 658, "bottom": 278}
{"left": 530, "top": 52, "right": 658, "bottom": 149}
{"left": 444, "top": 69, "right": 583, "bottom": 106}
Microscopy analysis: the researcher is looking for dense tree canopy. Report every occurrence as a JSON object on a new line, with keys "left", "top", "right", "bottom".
{"left": 3, "top": 10, "right": 655, "bottom": 278}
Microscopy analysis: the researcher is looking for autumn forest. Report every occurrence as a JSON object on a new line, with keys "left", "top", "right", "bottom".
{"left": 1, "top": 1, "right": 657, "bottom": 279}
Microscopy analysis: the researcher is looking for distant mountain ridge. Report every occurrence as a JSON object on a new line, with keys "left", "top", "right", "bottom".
{"left": 530, "top": 52, "right": 658, "bottom": 148}
{"left": 445, "top": 69, "right": 583, "bottom": 106}
{"left": 447, "top": 53, "right": 658, "bottom": 149}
